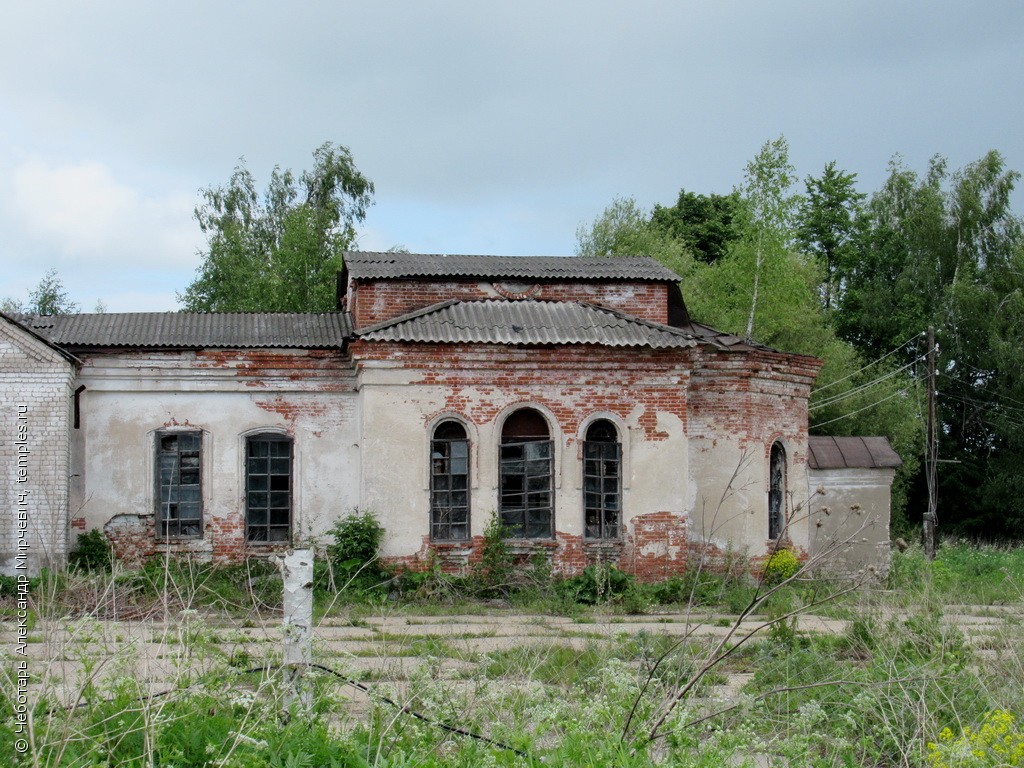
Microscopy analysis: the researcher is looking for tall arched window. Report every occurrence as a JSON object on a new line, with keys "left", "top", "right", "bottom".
{"left": 246, "top": 433, "right": 293, "bottom": 543}
{"left": 431, "top": 420, "right": 470, "bottom": 540}
{"left": 584, "top": 419, "right": 621, "bottom": 539}
{"left": 768, "top": 441, "right": 786, "bottom": 540}
{"left": 500, "top": 408, "right": 553, "bottom": 538}
{"left": 156, "top": 430, "right": 203, "bottom": 538}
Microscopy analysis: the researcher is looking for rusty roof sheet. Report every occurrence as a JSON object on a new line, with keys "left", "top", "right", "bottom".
{"left": 344, "top": 251, "right": 682, "bottom": 282}
{"left": 808, "top": 436, "right": 903, "bottom": 470}
{"left": 358, "top": 300, "right": 706, "bottom": 349}
{"left": 12, "top": 312, "right": 352, "bottom": 349}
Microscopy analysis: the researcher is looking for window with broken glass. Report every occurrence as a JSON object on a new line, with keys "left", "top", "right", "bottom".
{"left": 431, "top": 421, "right": 470, "bottom": 540}
{"left": 768, "top": 441, "right": 787, "bottom": 540}
{"left": 499, "top": 408, "right": 553, "bottom": 538}
{"left": 584, "top": 419, "right": 621, "bottom": 539}
{"left": 246, "top": 434, "right": 293, "bottom": 543}
{"left": 156, "top": 431, "right": 203, "bottom": 538}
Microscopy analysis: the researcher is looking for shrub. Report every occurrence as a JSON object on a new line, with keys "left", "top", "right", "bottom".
{"left": 762, "top": 548, "right": 801, "bottom": 585}
{"left": 0, "top": 574, "right": 20, "bottom": 598}
{"left": 557, "top": 564, "right": 636, "bottom": 605}
{"left": 928, "top": 710, "right": 1024, "bottom": 767}
{"left": 321, "top": 509, "right": 386, "bottom": 592}
{"left": 67, "top": 529, "right": 113, "bottom": 573}
{"left": 474, "top": 511, "right": 513, "bottom": 597}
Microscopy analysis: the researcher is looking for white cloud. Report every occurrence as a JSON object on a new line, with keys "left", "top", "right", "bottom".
{"left": 7, "top": 158, "right": 201, "bottom": 270}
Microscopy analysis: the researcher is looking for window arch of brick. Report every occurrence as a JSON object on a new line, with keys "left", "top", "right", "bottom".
{"left": 768, "top": 441, "right": 787, "bottom": 541}
{"left": 430, "top": 419, "right": 470, "bottom": 541}
{"left": 245, "top": 432, "right": 294, "bottom": 544}
{"left": 499, "top": 407, "right": 554, "bottom": 538}
{"left": 583, "top": 419, "right": 622, "bottom": 539}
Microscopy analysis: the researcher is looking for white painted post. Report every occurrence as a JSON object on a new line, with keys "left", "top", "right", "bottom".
{"left": 281, "top": 548, "right": 313, "bottom": 711}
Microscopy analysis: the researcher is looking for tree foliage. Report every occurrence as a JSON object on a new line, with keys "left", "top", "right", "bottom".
{"left": 798, "top": 162, "right": 866, "bottom": 310}
{"left": 839, "top": 151, "right": 1024, "bottom": 536}
{"left": 179, "top": 142, "right": 374, "bottom": 312}
{"left": 578, "top": 143, "right": 1024, "bottom": 538}
{"left": 650, "top": 188, "right": 741, "bottom": 264}
{"left": 2, "top": 269, "right": 80, "bottom": 315}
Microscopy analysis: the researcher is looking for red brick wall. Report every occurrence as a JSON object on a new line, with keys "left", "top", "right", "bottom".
{"left": 687, "top": 348, "right": 819, "bottom": 448}
{"left": 382, "top": 514, "right": 691, "bottom": 583}
{"left": 359, "top": 339, "right": 819, "bottom": 580}
{"left": 352, "top": 341, "right": 690, "bottom": 442}
{"left": 349, "top": 279, "right": 670, "bottom": 327}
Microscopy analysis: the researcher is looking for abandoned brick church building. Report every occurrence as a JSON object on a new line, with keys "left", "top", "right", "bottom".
{"left": 1, "top": 252, "right": 900, "bottom": 579}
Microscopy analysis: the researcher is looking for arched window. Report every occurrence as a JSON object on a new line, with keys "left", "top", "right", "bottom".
{"left": 246, "top": 433, "right": 293, "bottom": 543}
{"left": 768, "top": 441, "right": 786, "bottom": 540}
{"left": 500, "top": 408, "right": 553, "bottom": 538}
{"left": 431, "top": 420, "right": 470, "bottom": 540}
{"left": 584, "top": 419, "right": 621, "bottom": 539}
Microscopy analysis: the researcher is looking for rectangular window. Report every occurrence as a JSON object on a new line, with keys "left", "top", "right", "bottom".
{"left": 584, "top": 441, "right": 621, "bottom": 539}
{"left": 246, "top": 436, "right": 292, "bottom": 543}
{"left": 156, "top": 432, "right": 203, "bottom": 538}
{"left": 500, "top": 440, "right": 553, "bottom": 538}
{"left": 431, "top": 437, "right": 470, "bottom": 540}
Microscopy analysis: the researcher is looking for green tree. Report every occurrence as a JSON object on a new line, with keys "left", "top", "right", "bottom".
{"left": 28, "top": 269, "right": 79, "bottom": 315}
{"left": 734, "top": 136, "right": 801, "bottom": 339}
{"left": 797, "top": 162, "right": 866, "bottom": 310}
{"left": 575, "top": 196, "right": 694, "bottom": 278}
{"left": 650, "top": 188, "right": 741, "bottom": 264}
{"left": 840, "top": 151, "right": 1024, "bottom": 536}
{"left": 576, "top": 139, "right": 924, "bottom": 529}
{"left": 179, "top": 142, "right": 374, "bottom": 312}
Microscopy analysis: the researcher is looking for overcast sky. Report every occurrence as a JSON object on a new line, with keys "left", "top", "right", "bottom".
{"left": 2, "top": 2, "right": 1022, "bottom": 312}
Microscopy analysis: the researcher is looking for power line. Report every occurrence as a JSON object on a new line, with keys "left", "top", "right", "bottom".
{"left": 811, "top": 388, "right": 912, "bottom": 428}
{"left": 809, "top": 355, "right": 924, "bottom": 411}
{"left": 811, "top": 331, "right": 925, "bottom": 395}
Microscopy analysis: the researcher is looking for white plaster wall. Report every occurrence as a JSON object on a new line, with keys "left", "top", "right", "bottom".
{"left": 688, "top": 436, "right": 813, "bottom": 559}
{"left": 807, "top": 467, "right": 894, "bottom": 577}
{"left": 357, "top": 366, "right": 690, "bottom": 558}
{"left": 0, "top": 321, "right": 75, "bottom": 574}
{"left": 71, "top": 351, "right": 360, "bottom": 553}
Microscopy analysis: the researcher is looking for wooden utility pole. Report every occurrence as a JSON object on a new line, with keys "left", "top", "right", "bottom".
{"left": 923, "top": 326, "right": 938, "bottom": 560}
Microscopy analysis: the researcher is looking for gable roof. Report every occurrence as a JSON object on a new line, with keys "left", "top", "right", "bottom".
{"left": 344, "top": 251, "right": 681, "bottom": 282}
{"left": 1, "top": 312, "right": 80, "bottom": 366}
{"left": 357, "top": 299, "right": 711, "bottom": 349}
{"left": 807, "top": 436, "right": 903, "bottom": 470}
{"left": 12, "top": 312, "right": 352, "bottom": 350}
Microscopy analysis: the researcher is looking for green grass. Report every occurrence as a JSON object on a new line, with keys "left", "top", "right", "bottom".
{"left": 3, "top": 541, "right": 1023, "bottom": 766}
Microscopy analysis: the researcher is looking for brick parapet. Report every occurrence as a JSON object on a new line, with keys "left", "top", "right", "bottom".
{"left": 350, "top": 279, "right": 669, "bottom": 328}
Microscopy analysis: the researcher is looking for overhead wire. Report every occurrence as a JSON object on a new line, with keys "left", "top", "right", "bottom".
{"left": 811, "top": 331, "right": 926, "bottom": 395}
{"left": 809, "top": 355, "right": 925, "bottom": 411}
{"left": 811, "top": 388, "right": 912, "bottom": 428}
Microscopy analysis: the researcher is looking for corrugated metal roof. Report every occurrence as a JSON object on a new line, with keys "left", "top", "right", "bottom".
{"left": 358, "top": 300, "right": 703, "bottom": 349}
{"left": 2, "top": 312, "right": 82, "bottom": 364}
{"left": 12, "top": 312, "right": 352, "bottom": 349}
{"left": 344, "top": 251, "right": 682, "bottom": 282}
{"left": 808, "top": 436, "right": 903, "bottom": 470}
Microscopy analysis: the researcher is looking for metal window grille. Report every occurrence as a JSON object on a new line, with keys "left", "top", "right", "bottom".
{"left": 584, "top": 440, "right": 621, "bottom": 539}
{"left": 431, "top": 437, "right": 470, "bottom": 540}
{"left": 499, "top": 439, "right": 553, "bottom": 538}
{"left": 157, "top": 432, "right": 203, "bottom": 538}
{"left": 768, "top": 443, "right": 786, "bottom": 540}
{"left": 246, "top": 435, "right": 293, "bottom": 543}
